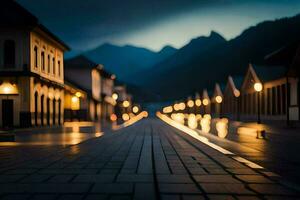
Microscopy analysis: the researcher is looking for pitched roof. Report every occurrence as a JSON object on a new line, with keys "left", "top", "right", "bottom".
{"left": 230, "top": 76, "right": 244, "bottom": 89}
{"left": 0, "top": 0, "right": 70, "bottom": 50}
{"left": 252, "top": 64, "right": 286, "bottom": 82}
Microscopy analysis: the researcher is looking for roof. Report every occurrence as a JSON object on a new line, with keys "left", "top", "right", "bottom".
{"left": 230, "top": 76, "right": 244, "bottom": 89}
{"left": 65, "top": 55, "right": 113, "bottom": 79}
{"left": 0, "top": 0, "right": 70, "bottom": 51}
{"left": 251, "top": 64, "right": 286, "bottom": 82}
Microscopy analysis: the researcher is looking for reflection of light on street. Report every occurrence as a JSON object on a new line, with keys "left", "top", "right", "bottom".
{"left": 188, "top": 114, "right": 198, "bottom": 129}
{"left": 72, "top": 124, "right": 80, "bottom": 133}
{"left": 157, "top": 112, "right": 234, "bottom": 155}
{"left": 114, "top": 111, "right": 148, "bottom": 130}
{"left": 233, "top": 156, "right": 263, "bottom": 169}
{"left": 200, "top": 114, "right": 211, "bottom": 133}
{"left": 171, "top": 113, "right": 185, "bottom": 124}
{"left": 216, "top": 118, "right": 228, "bottom": 138}
{"left": 196, "top": 114, "right": 202, "bottom": 121}
{"left": 95, "top": 132, "right": 103, "bottom": 137}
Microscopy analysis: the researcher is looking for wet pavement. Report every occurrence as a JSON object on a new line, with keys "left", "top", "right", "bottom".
{"left": 198, "top": 119, "right": 300, "bottom": 186}
{"left": 0, "top": 118, "right": 299, "bottom": 199}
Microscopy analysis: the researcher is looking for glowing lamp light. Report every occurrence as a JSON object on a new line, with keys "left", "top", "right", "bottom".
{"left": 75, "top": 92, "right": 82, "bottom": 98}
{"left": 234, "top": 89, "right": 240, "bottom": 97}
{"left": 0, "top": 82, "right": 18, "bottom": 95}
{"left": 174, "top": 104, "right": 180, "bottom": 111}
{"left": 163, "top": 106, "right": 173, "bottom": 113}
{"left": 187, "top": 100, "right": 194, "bottom": 108}
{"left": 203, "top": 98, "right": 209, "bottom": 106}
{"left": 195, "top": 99, "right": 201, "bottom": 106}
{"left": 123, "top": 100, "right": 130, "bottom": 108}
{"left": 112, "top": 93, "right": 118, "bottom": 100}
{"left": 71, "top": 96, "right": 80, "bottom": 110}
{"left": 179, "top": 102, "right": 186, "bottom": 110}
{"left": 132, "top": 106, "right": 139, "bottom": 113}
{"left": 254, "top": 82, "right": 263, "bottom": 92}
{"left": 110, "top": 114, "right": 117, "bottom": 122}
{"left": 122, "top": 113, "right": 130, "bottom": 121}
{"left": 215, "top": 95, "right": 223, "bottom": 104}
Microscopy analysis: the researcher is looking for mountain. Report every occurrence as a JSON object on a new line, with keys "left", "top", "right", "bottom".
{"left": 81, "top": 43, "right": 177, "bottom": 84}
{"left": 142, "top": 14, "right": 300, "bottom": 101}
{"left": 138, "top": 31, "right": 226, "bottom": 82}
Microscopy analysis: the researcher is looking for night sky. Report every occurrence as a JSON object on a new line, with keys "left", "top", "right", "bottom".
{"left": 18, "top": 0, "right": 300, "bottom": 54}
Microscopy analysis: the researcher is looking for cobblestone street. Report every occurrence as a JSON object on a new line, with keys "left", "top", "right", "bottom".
{"left": 0, "top": 118, "right": 299, "bottom": 200}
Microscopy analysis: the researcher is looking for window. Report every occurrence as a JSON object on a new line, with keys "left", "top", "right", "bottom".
{"left": 52, "top": 57, "right": 55, "bottom": 75}
{"left": 47, "top": 55, "right": 51, "bottom": 73}
{"left": 41, "top": 52, "right": 45, "bottom": 71}
{"left": 34, "top": 46, "right": 38, "bottom": 68}
{"left": 282, "top": 84, "right": 286, "bottom": 114}
{"left": 4, "top": 40, "right": 15, "bottom": 68}
{"left": 58, "top": 61, "right": 61, "bottom": 77}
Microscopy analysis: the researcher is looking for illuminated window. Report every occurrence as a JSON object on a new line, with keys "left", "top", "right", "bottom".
{"left": 4, "top": 40, "right": 15, "bottom": 68}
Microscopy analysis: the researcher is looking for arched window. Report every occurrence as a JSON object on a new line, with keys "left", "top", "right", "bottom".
{"left": 4, "top": 40, "right": 15, "bottom": 68}
{"left": 52, "top": 57, "right": 56, "bottom": 75}
{"left": 58, "top": 61, "right": 61, "bottom": 77}
{"left": 41, "top": 52, "right": 45, "bottom": 71}
{"left": 34, "top": 46, "right": 38, "bottom": 68}
{"left": 47, "top": 55, "right": 51, "bottom": 73}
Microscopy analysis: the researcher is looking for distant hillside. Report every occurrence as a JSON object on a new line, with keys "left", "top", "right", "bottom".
{"left": 143, "top": 14, "right": 300, "bottom": 100}
{"left": 81, "top": 43, "right": 177, "bottom": 84}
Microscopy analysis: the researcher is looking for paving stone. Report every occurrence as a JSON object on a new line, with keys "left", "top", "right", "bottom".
{"left": 200, "top": 183, "right": 254, "bottom": 194}
{"left": 84, "top": 194, "right": 108, "bottom": 200}
{"left": 236, "top": 175, "right": 273, "bottom": 183}
{"left": 110, "top": 195, "right": 131, "bottom": 200}
{"left": 248, "top": 184, "right": 297, "bottom": 195}
{"left": 117, "top": 174, "right": 154, "bottom": 183}
{"left": 0, "top": 175, "right": 25, "bottom": 183}
{"left": 57, "top": 194, "right": 84, "bottom": 200}
{"left": 31, "top": 194, "right": 57, "bottom": 200}
{"left": 47, "top": 175, "right": 75, "bottom": 183}
{"left": 29, "top": 183, "right": 90, "bottom": 193}
{"left": 19, "top": 174, "right": 52, "bottom": 183}
{"left": 157, "top": 175, "right": 193, "bottom": 183}
{"left": 182, "top": 195, "right": 206, "bottom": 200}
{"left": 159, "top": 183, "right": 201, "bottom": 194}
{"left": 193, "top": 175, "right": 241, "bottom": 183}
{"left": 73, "top": 174, "right": 115, "bottom": 183}
{"left": 91, "top": 183, "right": 134, "bottom": 194}
{"left": 0, "top": 194, "right": 31, "bottom": 200}
{"left": 207, "top": 195, "right": 235, "bottom": 200}
{"left": 227, "top": 168, "right": 258, "bottom": 175}
{"left": 161, "top": 195, "right": 181, "bottom": 200}
{"left": 134, "top": 183, "right": 156, "bottom": 200}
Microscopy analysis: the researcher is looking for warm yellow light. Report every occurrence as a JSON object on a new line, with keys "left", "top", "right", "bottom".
{"left": 71, "top": 96, "right": 80, "bottom": 110}
{"left": 75, "top": 92, "right": 82, "bottom": 98}
{"left": 110, "top": 114, "right": 117, "bottom": 122}
{"left": 133, "top": 106, "right": 139, "bottom": 113}
{"left": 163, "top": 106, "right": 173, "bottom": 113}
{"left": 195, "top": 99, "right": 201, "bottom": 106}
{"left": 234, "top": 89, "right": 240, "bottom": 97}
{"left": 112, "top": 93, "right": 118, "bottom": 100}
{"left": 254, "top": 82, "right": 263, "bottom": 92}
{"left": 123, "top": 100, "right": 130, "bottom": 108}
{"left": 215, "top": 95, "right": 223, "bottom": 103}
{"left": 174, "top": 104, "right": 180, "bottom": 111}
{"left": 187, "top": 100, "right": 194, "bottom": 108}
{"left": 122, "top": 113, "right": 130, "bottom": 121}
{"left": 178, "top": 102, "right": 185, "bottom": 110}
{"left": 203, "top": 99, "right": 209, "bottom": 106}
{"left": 0, "top": 82, "right": 18, "bottom": 95}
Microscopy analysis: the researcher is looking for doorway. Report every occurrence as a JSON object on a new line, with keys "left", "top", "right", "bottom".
{"left": 2, "top": 99, "right": 14, "bottom": 128}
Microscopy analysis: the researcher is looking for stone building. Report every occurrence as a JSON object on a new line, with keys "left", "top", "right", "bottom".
{"left": 0, "top": 1, "right": 69, "bottom": 128}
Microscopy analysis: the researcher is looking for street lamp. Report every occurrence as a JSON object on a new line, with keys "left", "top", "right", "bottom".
{"left": 112, "top": 93, "right": 118, "bottom": 101}
{"left": 254, "top": 82, "right": 263, "bottom": 124}
{"left": 215, "top": 95, "right": 223, "bottom": 118}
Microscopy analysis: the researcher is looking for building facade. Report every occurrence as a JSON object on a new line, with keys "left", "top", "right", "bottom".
{"left": 239, "top": 64, "right": 298, "bottom": 121}
{"left": 0, "top": 1, "right": 69, "bottom": 128}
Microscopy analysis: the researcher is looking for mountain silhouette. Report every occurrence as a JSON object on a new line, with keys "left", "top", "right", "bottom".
{"left": 142, "top": 13, "right": 300, "bottom": 101}
{"left": 81, "top": 43, "right": 177, "bottom": 84}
